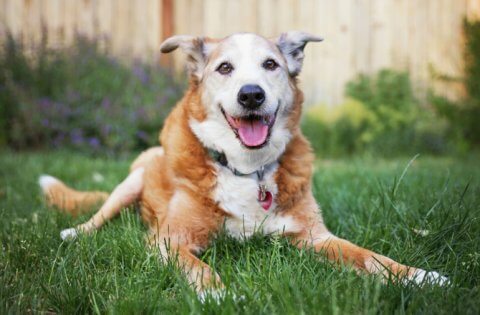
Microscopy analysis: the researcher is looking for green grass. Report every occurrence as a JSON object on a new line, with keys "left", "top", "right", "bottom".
{"left": 1, "top": 150, "right": 479, "bottom": 314}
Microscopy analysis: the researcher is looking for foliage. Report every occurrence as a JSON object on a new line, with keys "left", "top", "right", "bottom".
{"left": 1, "top": 151, "right": 480, "bottom": 313}
{"left": 0, "top": 33, "right": 183, "bottom": 154}
{"left": 430, "top": 19, "right": 480, "bottom": 148}
{"left": 346, "top": 69, "right": 416, "bottom": 114}
{"left": 302, "top": 99, "right": 376, "bottom": 156}
{"left": 303, "top": 70, "right": 451, "bottom": 157}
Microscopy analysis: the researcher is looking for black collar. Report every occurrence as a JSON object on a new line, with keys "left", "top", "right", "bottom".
{"left": 207, "top": 148, "right": 267, "bottom": 179}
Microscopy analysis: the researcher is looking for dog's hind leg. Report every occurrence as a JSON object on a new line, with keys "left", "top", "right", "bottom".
{"left": 60, "top": 167, "right": 145, "bottom": 240}
{"left": 47, "top": 146, "right": 164, "bottom": 240}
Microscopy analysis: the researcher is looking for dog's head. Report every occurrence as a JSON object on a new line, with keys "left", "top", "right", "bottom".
{"left": 161, "top": 32, "right": 322, "bottom": 172}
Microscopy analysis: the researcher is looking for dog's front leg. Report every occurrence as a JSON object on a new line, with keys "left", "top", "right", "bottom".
{"left": 151, "top": 237, "right": 224, "bottom": 302}
{"left": 292, "top": 228, "right": 448, "bottom": 286}
{"left": 145, "top": 187, "right": 226, "bottom": 301}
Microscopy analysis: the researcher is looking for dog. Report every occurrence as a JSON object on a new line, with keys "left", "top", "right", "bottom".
{"left": 39, "top": 31, "right": 447, "bottom": 300}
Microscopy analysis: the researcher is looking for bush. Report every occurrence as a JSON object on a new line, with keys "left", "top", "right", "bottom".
{"left": 346, "top": 70, "right": 416, "bottom": 114}
{"left": 0, "top": 33, "right": 183, "bottom": 154}
{"left": 430, "top": 19, "right": 480, "bottom": 148}
{"left": 303, "top": 70, "right": 451, "bottom": 157}
{"left": 302, "top": 99, "right": 376, "bottom": 156}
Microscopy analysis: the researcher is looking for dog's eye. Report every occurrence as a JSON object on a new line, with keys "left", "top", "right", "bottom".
{"left": 216, "top": 62, "right": 234, "bottom": 75}
{"left": 262, "top": 59, "right": 278, "bottom": 71}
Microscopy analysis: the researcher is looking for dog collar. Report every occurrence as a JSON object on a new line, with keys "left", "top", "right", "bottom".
{"left": 207, "top": 148, "right": 274, "bottom": 210}
{"left": 207, "top": 148, "right": 256, "bottom": 176}
{"left": 207, "top": 148, "right": 273, "bottom": 177}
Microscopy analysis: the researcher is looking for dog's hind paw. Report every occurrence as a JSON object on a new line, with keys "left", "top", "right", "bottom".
{"left": 408, "top": 269, "right": 450, "bottom": 286}
{"left": 60, "top": 228, "right": 78, "bottom": 241}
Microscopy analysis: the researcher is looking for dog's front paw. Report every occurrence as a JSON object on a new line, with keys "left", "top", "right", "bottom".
{"left": 197, "top": 288, "right": 226, "bottom": 304}
{"left": 197, "top": 289, "right": 245, "bottom": 304}
{"left": 60, "top": 228, "right": 78, "bottom": 241}
{"left": 408, "top": 269, "right": 450, "bottom": 286}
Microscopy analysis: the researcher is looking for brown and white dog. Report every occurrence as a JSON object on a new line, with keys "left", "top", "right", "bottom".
{"left": 39, "top": 31, "right": 447, "bottom": 300}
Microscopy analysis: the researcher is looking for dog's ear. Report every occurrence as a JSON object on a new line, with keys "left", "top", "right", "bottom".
{"left": 276, "top": 31, "right": 323, "bottom": 76}
{"left": 160, "top": 35, "right": 217, "bottom": 79}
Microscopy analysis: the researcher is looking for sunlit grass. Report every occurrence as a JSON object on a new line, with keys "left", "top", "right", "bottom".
{"left": 1, "top": 151, "right": 479, "bottom": 314}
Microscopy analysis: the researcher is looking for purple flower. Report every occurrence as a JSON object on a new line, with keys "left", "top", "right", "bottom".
{"left": 164, "top": 87, "right": 177, "bottom": 97}
{"left": 88, "top": 137, "right": 101, "bottom": 149}
{"left": 135, "top": 107, "right": 147, "bottom": 121}
{"left": 132, "top": 64, "right": 149, "bottom": 85}
{"left": 157, "top": 95, "right": 168, "bottom": 107}
{"left": 66, "top": 90, "right": 80, "bottom": 102}
{"left": 101, "top": 124, "right": 112, "bottom": 136}
{"left": 136, "top": 130, "right": 149, "bottom": 141}
{"left": 37, "top": 98, "right": 54, "bottom": 110}
{"left": 107, "top": 56, "right": 119, "bottom": 68}
{"left": 101, "top": 98, "right": 111, "bottom": 109}
{"left": 70, "top": 129, "right": 84, "bottom": 145}
{"left": 53, "top": 133, "right": 65, "bottom": 147}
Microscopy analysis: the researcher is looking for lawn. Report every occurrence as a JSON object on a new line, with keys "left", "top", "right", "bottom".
{"left": 1, "top": 150, "right": 479, "bottom": 314}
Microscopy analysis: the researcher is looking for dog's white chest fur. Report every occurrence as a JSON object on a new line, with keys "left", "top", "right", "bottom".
{"left": 213, "top": 164, "right": 298, "bottom": 238}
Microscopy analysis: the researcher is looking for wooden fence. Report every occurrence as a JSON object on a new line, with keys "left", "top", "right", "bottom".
{"left": 1, "top": 0, "right": 480, "bottom": 105}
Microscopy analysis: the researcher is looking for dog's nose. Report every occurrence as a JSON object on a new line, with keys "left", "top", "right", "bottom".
{"left": 237, "top": 84, "right": 265, "bottom": 109}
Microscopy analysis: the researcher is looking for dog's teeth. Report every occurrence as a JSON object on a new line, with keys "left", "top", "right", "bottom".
{"left": 262, "top": 117, "right": 269, "bottom": 125}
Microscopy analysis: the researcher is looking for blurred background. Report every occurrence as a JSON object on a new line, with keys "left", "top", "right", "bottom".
{"left": 1, "top": 0, "right": 479, "bottom": 157}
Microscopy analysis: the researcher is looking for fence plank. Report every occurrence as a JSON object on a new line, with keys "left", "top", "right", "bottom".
{"left": 0, "top": 0, "right": 5, "bottom": 39}
{"left": 257, "top": 0, "right": 277, "bottom": 37}
{"left": 467, "top": 0, "right": 480, "bottom": 20}
{"left": 0, "top": 0, "right": 476, "bottom": 105}
{"left": 95, "top": 0, "right": 113, "bottom": 47}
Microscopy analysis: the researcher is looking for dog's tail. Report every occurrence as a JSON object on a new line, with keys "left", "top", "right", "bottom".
{"left": 38, "top": 175, "right": 109, "bottom": 216}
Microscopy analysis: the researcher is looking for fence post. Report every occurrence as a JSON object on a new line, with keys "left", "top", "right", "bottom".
{"left": 160, "top": 0, "right": 174, "bottom": 68}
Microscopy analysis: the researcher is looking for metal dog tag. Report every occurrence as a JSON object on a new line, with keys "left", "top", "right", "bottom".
{"left": 259, "top": 184, "right": 267, "bottom": 201}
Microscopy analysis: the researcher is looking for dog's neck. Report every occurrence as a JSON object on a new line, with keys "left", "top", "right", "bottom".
{"left": 206, "top": 147, "right": 278, "bottom": 177}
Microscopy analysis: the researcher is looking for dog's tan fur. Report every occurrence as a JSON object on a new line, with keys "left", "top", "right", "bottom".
{"left": 40, "top": 32, "right": 446, "bottom": 298}
{"left": 40, "top": 176, "right": 108, "bottom": 216}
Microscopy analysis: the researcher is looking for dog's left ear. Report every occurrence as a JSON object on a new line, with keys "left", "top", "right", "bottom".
{"left": 160, "top": 35, "right": 217, "bottom": 80}
{"left": 276, "top": 31, "right": 323, "bottom": 76}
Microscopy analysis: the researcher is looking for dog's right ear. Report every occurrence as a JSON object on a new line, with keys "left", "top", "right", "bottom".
{"left": 160, "top": 35, "right": 216, "bottom": 80}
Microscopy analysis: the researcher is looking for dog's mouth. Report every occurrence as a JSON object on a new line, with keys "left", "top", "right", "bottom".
{"left": 221, "top": 108, "right": 277, "bottom": 149}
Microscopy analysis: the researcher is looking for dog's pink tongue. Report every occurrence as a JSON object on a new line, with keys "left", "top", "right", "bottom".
{"left": 237, "top": 119, "right": 269, "bottom": 147}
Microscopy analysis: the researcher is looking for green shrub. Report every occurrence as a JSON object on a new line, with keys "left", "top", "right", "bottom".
{"left": 302, "top": 99, "right": 376, "bottom": 156}
{"left": 0, "top": 33, "right": 183, "bottom": 154}
{"left": 430, "top": 19, "right": 480, "bottom": 148}
{"left": 346, "top": 70, "right": 416, "bottom": 114}
{"left": 303, "top": 70, "right": 451, "bottom": 157}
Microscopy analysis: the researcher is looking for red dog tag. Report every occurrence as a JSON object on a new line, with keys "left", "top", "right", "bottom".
{"left": 258, "top": 190, "right": 273, "bottom": 210}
